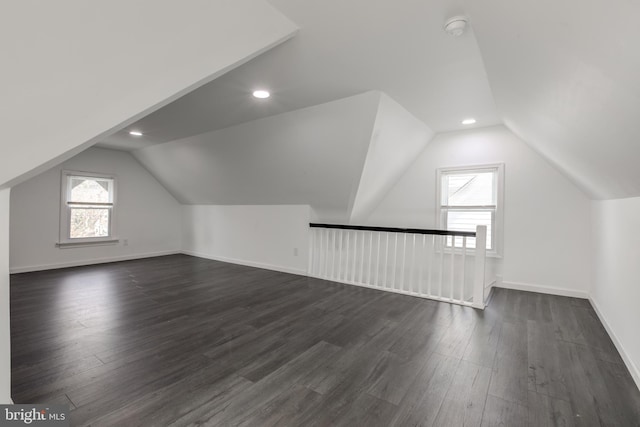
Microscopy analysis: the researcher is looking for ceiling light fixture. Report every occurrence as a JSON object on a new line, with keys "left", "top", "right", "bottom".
{"left": 462, "top": 118, "right": 476, "bottom": 125}
{"left": 129, "top": 130, "right": 143, "bottom": 136}
{"left": 444, "top": 16, "right": 468, "bottom": 37}
{"left": 252, "top": 90, "right": 270, "bottom": 99}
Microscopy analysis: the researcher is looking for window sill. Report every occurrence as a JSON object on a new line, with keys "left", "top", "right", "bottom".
{"left": 56, "top": 239, "right": 119, "bottom": 249}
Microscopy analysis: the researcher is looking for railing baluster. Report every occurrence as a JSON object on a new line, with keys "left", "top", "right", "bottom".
{"left": 331, "top": 229, "right": 336, "bottom": 280}
{"left": 345, "top": 231, "right": 350, "bottom": 282}
{"left": 418, "top": 234, "right": 425, "bottom": 294}
{"left": 336, "top": 229, "right": 342, "bottom": 281}
{"left": 316, "top": 229, "right": 321, "bottom": 277}
{"left": 400, "top": 234, "right": 407, "bottom": 291}
{"left": 384, "top": 233, "right": 390, "bottom": 289}
{"left": 438, "top": 235, "right": 445, "bottom": 298}
{"left": 323, "top": 229, "right": 328, "bottom": 278}
{"left": 449, "top": 240, "right": 455, "bottom": 300}
{"left": 427, "top": 234, "right": 434, "bottom": 296}
{"left": 473, "top": 225, "right": 487, "bottom": 309}
{"left": 392, "top": 233, "right": 399, "bottom": 290}
{"left": 308, "top": 224, "right": 484, "bottom": 310}
{"left": 409, "top": 234, "right": 416, "bottom": 293}
{"left": 367, "top": 232, "right": 373, "bottom": 284}
{"left": 376, "top": 233, "right": 381, "bottom": 287}
{"left": 352, "top": 231, "right": 358, "bottom": 283}
{"left": 359, "top": 231, "right": 365, "bottom": 284}
{"left": 461, "top": 236, "right": 467, "bottom": 302}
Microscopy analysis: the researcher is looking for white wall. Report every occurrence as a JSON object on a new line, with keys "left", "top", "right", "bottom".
{"left": 591, "top": 197, "right": 640, "bottom": 388}
{"left": 349, "top": 93, "right": 434, "bottom": 223}
{"left": 182, "top": 205, "right": 310, "bottom": 275}
{"left": 10, "top": 148, "right": 181, "bottom": 273}
{"left": 366, "top": 125, "right": 592, "bottom": 297}
{"left": 133, "top": 92, "right": 380, "bottom": 221}
{"left": 0, "top": 0, "right": 297, "bottom": 189}
{"left": 0, "top": 189, "right": 10, "bottom": 403}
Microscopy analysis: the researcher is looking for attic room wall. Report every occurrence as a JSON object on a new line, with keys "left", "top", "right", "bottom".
{"left": 0, "top": 189, "right": 10, "bottom": 403}
{"left": 181, "top": 205, "right": 310, "bottom": 275}
{"left": 366, "top": 125, "right": 592, "bottom": 296}
{"left": 591, "top": 198, "right": 640, "bottom": 388}
{"left": 132, "top": 91, "right": 381, "bottom": 221}
{"left": 10, "top": 148, "right": 181, "bottom": 273}
{"left": 349, "top": 93, "right": 434, "bottom": 222}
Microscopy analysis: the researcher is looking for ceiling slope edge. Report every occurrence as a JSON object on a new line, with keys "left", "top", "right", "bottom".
{"left": 465, "top": 0, "right": 640, "bottom": 200}
{"left": 132, "top": 91, "right": 382, "bottom": 220}
{"left": 349, "top": 93, "right": 435, "bottom": 223}
{"left": 0, "top": 0, "right": 298, "bottom": 190}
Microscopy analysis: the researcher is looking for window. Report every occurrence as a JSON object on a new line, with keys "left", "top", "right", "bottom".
{"left": 437, "top": 164, "right": 503, "bottom": 254}
{"left": 60, "top": 171, "right": 116, "bottom": 244}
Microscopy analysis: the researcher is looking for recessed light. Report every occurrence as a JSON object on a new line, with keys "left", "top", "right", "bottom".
{"left": 252, "top": 90, "right": 270, "bottom": 99}
{"left": 461, "top": 118, "right": 476, "bottom": 125}
{"left": 129, "top": 130, "right": 143, "bottom": 136}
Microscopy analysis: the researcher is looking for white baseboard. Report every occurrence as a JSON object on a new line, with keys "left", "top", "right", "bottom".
{"left": 589, "top": 296, "right": 640, "bottom": 392}
{"left": 10, "top": 250, "right": 181, "bottom": 274}
{"left": 498, "top": 280, "right": 589, "bottom": 299}
{"left": 181, "top": 250, "right": 306, "bottom": 276}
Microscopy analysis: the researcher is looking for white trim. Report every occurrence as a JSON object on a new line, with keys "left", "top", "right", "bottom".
{"left": 498, "top": 280, "right": 589, "bottom": 299}
{"left": 59, "top": 170, "right": 118, "bottom": 245}
{"left": 10, "top": 250, "right": 179, "bottom": 274}
{"left": 435, "top": 163, "right": 504, "bottom": 257}
{"left": 56, "top": 239, "right": 119, "bottom": 249}
{"left": 589, "top": 296, "right": 640, "bottom": 392}
{"left": 181, "top": 250, "right": 306, "bottom": 276}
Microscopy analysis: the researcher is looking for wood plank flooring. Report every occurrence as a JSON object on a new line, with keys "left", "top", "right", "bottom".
{"left": 10, "top": 254, "right": 640, "bottom": 426}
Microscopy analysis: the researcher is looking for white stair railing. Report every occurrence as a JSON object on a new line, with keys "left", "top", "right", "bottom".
{"left": 308, "top": 224, "right": 488, "bottom": 309}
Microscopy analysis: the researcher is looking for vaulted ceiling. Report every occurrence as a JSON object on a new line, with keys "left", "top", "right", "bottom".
{"left": 467, "top": 0, "right": 640, "bottom": 199}
{"left": 98, "top": 0, "right": 497, "bottom": 150}
{"left": 98, "top": 0, "right": 640, "bottom": 201}
{"left": 133, "top": 91, "right": 433, "bottom": 222}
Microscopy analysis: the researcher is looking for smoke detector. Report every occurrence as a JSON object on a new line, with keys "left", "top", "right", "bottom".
{"left": 444, "top": 16, "right": 468, "bottom": 37}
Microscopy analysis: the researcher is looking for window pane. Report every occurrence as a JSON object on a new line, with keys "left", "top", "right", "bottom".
{"left": 69, "top": 177, "right": 112, "bottom": 203}
{"left": 445, "top": 209, "right": 492, "bottom": 249}
{"left": 70, "top": 208, "right": 110, "bottom": 238}
{"left": 444, "top": 171, "right": 495, "bottom": 206}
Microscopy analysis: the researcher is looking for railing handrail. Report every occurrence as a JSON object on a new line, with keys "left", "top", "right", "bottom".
{"left": 309, "top": 223, "right": 476, "bottom": 238}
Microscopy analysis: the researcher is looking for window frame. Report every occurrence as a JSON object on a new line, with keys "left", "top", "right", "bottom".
{"left": 436, "top": 163, "right": 504, "bottom": 257}
{"left": 58, "top": 170, "right": 118, "bottom": 247}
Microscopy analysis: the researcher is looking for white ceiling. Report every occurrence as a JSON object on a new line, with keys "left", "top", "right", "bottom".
{"left": 98, "top": 0, "right": 500, "bottom": 151}
{"left": 99, "top": 0, "right": 640, "bottom": 200}
{"left": 2, "top": 0, "right": 297, "bottom": 188}
{"left": 467, "top": 0, "right": 640, "bottom": 199}
{"left": 133, "top": 92, "right": 383, "bottom": 220}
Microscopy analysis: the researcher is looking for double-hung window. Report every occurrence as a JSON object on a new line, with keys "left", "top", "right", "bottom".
{"left": 437, "top": 164, "right": 503, "bottom": 254}
{"left": 59, "top": 171, "right": 116, "bottom": 244}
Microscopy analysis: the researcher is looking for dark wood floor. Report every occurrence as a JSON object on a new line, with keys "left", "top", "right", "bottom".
{"left": 10, "top": 254, "right": 640, "bottom": 426}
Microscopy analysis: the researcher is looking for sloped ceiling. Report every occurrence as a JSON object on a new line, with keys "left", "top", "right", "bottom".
{"left": 1, "top": 0, "right": 297, "bottom": 189}
{"left": 350, "top": 94, "right": 434, "bottom": 223}
{"left": 98, "top": 0, "right": 498, "bottom": 151}
{"left": 97, "top": 0, "right": 640, "bottom": 202}
{"left": 133, "top": 92, "right": 382, "bottom": 221}
{"left": 133, "top": 92, "right": 434, "bottom": 222}
{"left": 467, "top": 0, "right": 640, "bottom": 199}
